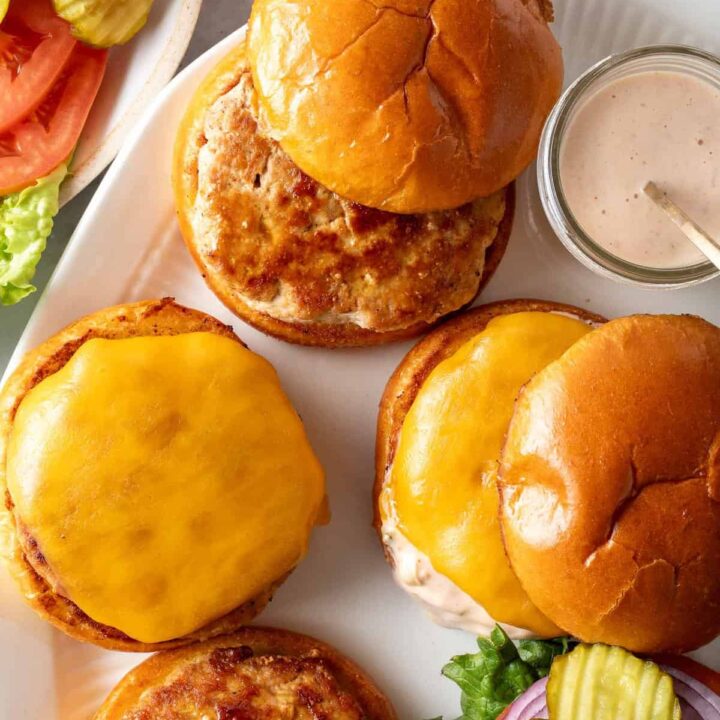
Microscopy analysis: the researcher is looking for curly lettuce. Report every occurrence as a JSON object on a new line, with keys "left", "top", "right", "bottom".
{"left": 0, "top": 162, "right": 68, "bottom": 305}
{"left": 439, "top": 626, "right": 575, "bottom": 720}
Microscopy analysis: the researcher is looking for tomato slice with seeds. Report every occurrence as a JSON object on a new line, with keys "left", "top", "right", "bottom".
{"left": 0, "top": 42, "right": 107, "bottom": 195}
{"left": 0, "top": 0, "right": 77, "bottom": 134}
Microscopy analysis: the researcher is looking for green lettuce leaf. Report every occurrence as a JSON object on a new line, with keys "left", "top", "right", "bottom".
{"left": 0, "top": 162, "right": 69, "bottom": 306}
{"left": 439, "top": 626, "right": 575, "bottom": 720}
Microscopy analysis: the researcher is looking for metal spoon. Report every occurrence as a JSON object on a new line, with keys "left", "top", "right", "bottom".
{"left": 644, "top": 181, "right": 720, "bottom": 271}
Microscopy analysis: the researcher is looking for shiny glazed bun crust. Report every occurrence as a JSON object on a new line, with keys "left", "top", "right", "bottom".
{"left": 499, "top": 315, "right": 720, "bottom": 653}
{"left": 0, "top": 299, "right": 285, "bottom": 652}
{"left": 247, "top": 0, "right": 563, "bottom": 213}
{"left": 94, "top": 627, "right": 398, "bottom": 720}
{"left": 374, "top": 299, "right": 606, "bottom": 538}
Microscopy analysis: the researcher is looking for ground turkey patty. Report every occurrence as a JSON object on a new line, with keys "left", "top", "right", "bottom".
{"left": 113, "top": 646, "right": 366, "bottom": 719}
{"left": 190, "top": 54, "right": 508, "bottom": 333}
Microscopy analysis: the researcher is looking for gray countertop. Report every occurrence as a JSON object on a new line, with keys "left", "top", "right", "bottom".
{"left": 0, "top": 0, "right": 253, "bottom": 374}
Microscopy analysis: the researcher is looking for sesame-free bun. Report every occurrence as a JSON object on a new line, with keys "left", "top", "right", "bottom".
{"left": 499, "top": 315, "right": 720, "bottom": 653}
{"left": 374, "top": 299, "right": 605, "bottom": 536}
{"left": 94, "top": 627, "right": 397, "bottom": 719}
{"left": 0, "top": 299, "right": 285, "bottom": 651}
{"left": 247, "top": 0, "right": 563, "bottom": 213}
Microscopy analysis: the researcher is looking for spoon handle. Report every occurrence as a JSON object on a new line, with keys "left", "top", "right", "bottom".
{"left": 644, "top": 181, "right": 720, "bottom": 271}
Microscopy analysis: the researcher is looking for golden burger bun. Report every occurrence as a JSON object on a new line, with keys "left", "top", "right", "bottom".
{"left": 247, "top": 0, "right": 563, "bottom": 213}
{"left": 499, "top": 314, "right": 720, "bottom": 653}
{"left": 94, "top": 627, "right": 397, "bottom": 720}
{"left": 173, "top": 42, "right": 513, "bottom": 348}
{"left": 374, "top": 300, "right": 605, "bottom": 636}
{"left": 0, "top": 298, "right": 324, "bottom": 651}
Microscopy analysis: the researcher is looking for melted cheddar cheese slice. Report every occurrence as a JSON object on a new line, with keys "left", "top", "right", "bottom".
{"left": 387, "top": 312, "right": 591, "bottom": 636}
{"left": 7, "top": 333, "right": 325, "bottom": 643}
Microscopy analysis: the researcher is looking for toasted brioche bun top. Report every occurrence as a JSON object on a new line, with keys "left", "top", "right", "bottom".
{"left": 247, "top": 0, "right": 563, "bottom": 213}
{"left": 499, "top": 315, "right": 720, "bottom": 653}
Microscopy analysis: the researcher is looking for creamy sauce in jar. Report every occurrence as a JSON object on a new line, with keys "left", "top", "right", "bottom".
{"left": 560, "top": 70, "right": 720, "bottom": 268}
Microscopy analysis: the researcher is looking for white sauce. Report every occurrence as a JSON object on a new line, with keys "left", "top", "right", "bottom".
{"left": 560, "top": 70, "right": 720, "bottom": 268}
{"left": 381, "top": 517, "right": 537, "bottom": 640}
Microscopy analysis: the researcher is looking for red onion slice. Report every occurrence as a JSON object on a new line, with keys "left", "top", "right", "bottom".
{"left": 502, "top": 663, "right": 720, "bottom": 720}
{"left": 503, "top": 678, "right": 548, "bottom": 720}
{"left": 662, "top": 666, "right": 720, "bottom": 720}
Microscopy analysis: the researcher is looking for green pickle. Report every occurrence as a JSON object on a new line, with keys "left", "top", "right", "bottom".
{"left": 52, "top": 0, "right": 154, "bottom": 48}
{"left": 547, "top": 644, "right": 681, "bottom": 720}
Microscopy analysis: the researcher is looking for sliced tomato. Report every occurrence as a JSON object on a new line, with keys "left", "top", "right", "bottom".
{"left": 0, "top": 43, "right": 107, "bottom": 195}
{"left": 0, "top": 0, "right": 77, "bottom": 134}
{"left": 654, "top": 654, "right": 720, "bottom": 696}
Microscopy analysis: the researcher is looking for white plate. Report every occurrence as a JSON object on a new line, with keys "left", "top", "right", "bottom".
{"left": 58, "top": 0, "right": 203, "bottom": 206}
{"left": 3, "top": 1, "right": 720, "bottom": 718}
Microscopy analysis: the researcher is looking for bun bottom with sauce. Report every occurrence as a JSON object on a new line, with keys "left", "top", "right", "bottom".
{"left": 94, "top": 626, "right": 398, "bottom": 720}
{"left": 374, "top": 298, "right": 606, "bottom": 539}
{"left": 173, "top": 43, "right": 514, "bottom": 349}
{"left": 373, "top": 299, "right": 606, "bottom": 636}
{"left": 0, "top": 299, "right": 289, "bottom": 652}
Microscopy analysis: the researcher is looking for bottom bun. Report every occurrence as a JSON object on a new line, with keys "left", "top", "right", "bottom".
{"left": 373, "top": 300, "right": 606, "bottom": 637}
{"left": 94, "top": 627, "right": 398, "bottom": 719}
{"left": 0, "top": 299, "right": 285, "bottom": 651}
{"left": 374, "top": 298, "right": 606, "bottom": 534}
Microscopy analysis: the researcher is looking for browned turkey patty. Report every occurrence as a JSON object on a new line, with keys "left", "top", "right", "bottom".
{"left": 179, "top": 45, "right": 512, "bottom": 346}
{"left": 94, "top": 628, "right": 398, "bottom": 720}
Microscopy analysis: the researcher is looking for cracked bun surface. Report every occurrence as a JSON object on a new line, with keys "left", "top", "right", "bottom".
{"left": 499, "top": 314, "right": 720, "bottom": 653}
{"left": 247, "top": 0, "right": 562, "bottom": 213}
{"left": 174, "top": 42, "right": 513, "bottom": 347}
{"left": 94, "top": 627, "right": 398, "bottom": 720}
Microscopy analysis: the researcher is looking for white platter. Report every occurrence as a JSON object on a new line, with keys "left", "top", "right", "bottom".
{"left": 3, "top": 1, "right": 720, "bottom": 718}
{"left": 58, "top": 0, "right": 203, "bottom": 206}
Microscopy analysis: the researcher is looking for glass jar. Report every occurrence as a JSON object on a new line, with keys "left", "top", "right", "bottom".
{"left": 538, "top": 45, "right": 720, "bottom": 288}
